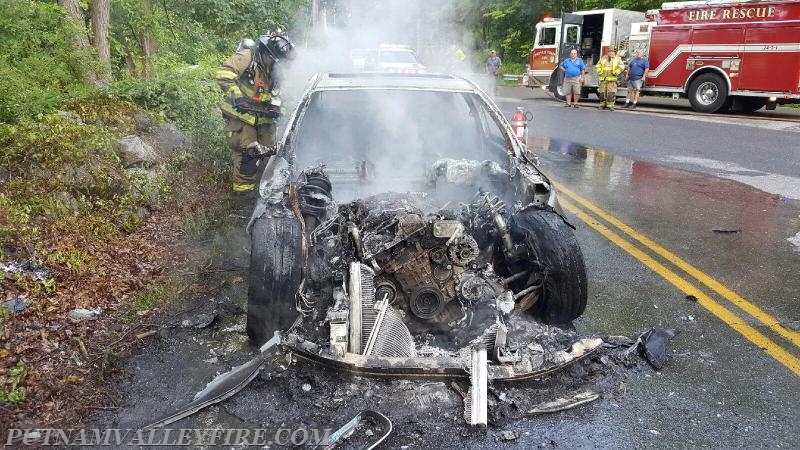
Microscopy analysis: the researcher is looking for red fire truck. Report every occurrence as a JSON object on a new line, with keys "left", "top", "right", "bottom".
{"left": 523, "top": 0, "right": 800, "bottom": 113}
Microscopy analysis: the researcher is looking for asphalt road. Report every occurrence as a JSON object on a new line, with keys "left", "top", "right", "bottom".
{"left": 491, "top": 89, "right": 800, "bottom": 447}
{"left": 495, "top": 87, "right": 800, "bottom": 199}
{"left": 84, "top": 87, "right": 799, "bottom": 450}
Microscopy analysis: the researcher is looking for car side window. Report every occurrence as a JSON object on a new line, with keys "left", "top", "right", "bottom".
{"left": 468, "top": 94, "right": 511, "bottom": 161}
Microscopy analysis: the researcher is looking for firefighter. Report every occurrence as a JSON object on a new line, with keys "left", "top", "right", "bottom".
{"left": 596, "top": 47, "right": 625, "bottom": 110}
{"left": 216, "top": 28, "right": 295, "bottom": 193}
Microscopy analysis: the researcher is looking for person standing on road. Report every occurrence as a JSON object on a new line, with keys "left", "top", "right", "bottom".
{"left": 596, "top": 47, "right": 625, "bottom": 110}
{"left": 485, "top": 50, "right": 502, "bottom": 96}
{"left": 559, "top": 49, "right": 586, "bottom": 108}
{"left": 215, "top": 27, "right": 294, "bottom": 194}
{"left": 623, "top": 49, "right": 649, "bottom": 109}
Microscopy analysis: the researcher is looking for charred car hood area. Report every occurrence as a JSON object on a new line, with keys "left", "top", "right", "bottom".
{"left": 144, "top": 75, "right": 677, "bottom": 442}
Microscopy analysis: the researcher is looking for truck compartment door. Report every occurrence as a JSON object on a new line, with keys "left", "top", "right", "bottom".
{"left": 560, "top": 13, "right": 584, "bottom": 61}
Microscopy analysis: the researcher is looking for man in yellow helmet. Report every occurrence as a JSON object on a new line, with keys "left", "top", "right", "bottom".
{"left": 596, "top": 47, "right": 625, "bottom": 110}
{"left": 215, "top": 29, "right": 295, "bottom": 193}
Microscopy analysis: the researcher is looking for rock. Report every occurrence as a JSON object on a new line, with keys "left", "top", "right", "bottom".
{"left": 68, "top": 308, "right": 102, "bottom": 322}
{"left": 180, "top": 312, "right": 216, "bottom": 329}
{"left": 3, "top": 296, "right": 29, "bottom": 313}
{"left": 56, "top": 191, "right": 81, "bottom": 212}
{"left": 151, "top": 124, "right": 191, "bottom": 156}
{"left": 136, "top": 207, "right": 150, "bottom": 222}
{"left": 302, "top": 383, "right": 312, "bottom": 392}
{"left": 134, "top": 114, "right": 152, "bottom": 132}
{"left": 365, "top": 429, "right": 374, "bottom": 437}
{"left": 56, "top": 110, "right": 83, "bottom": 124}
{"left": 114, "top": 135, "right": 159, "bottom": 168}
{"left": 499, "top": 430, "right": 519, "bottom": 441}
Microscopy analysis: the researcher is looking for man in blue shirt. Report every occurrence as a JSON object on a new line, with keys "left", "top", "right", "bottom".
{"left": 624, "top": 48, "right": 649, "bottom": 109}
{"left": 559, "top": 49, "right": 586, "bottom": 108}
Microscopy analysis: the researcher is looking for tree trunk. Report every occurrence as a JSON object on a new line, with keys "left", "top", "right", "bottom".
{"left": 58, "top": 0, "right": 90, "bottom": 50}
{"left": 140, "top": 0, "right": 157, "bottom": 78}
{"left": 58, "top": 0, "right": 97, "bottom": 84}
{"left": 90, "top": 0, "right": 111, "bottom": 82}
{"left": 122, "top": 37, "right": 139, "bottom": 78}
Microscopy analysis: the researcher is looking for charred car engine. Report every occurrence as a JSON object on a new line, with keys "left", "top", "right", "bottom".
{"left": 295, "top": 179, "right": 550, "bottom": 361}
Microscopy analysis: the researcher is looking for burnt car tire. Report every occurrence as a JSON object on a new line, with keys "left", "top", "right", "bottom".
{"left": 247, "top": 216, "right": 303, "bottom": 345}
{"left": 512, "top": 209, "right": 587, "bottom": 324}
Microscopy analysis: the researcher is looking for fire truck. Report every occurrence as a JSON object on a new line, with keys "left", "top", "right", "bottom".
{"left": 523, "top": 0, "right": 800, "bottom": 113}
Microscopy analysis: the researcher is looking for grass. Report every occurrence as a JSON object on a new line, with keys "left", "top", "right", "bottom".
{"left": 125, "top": 274, "right": 194, "bottom": 318}
{"left": 181, "top": 207, "right": 223, "bottom": 240}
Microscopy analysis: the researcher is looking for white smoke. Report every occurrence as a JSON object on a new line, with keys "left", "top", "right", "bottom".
{"left": 273, "top": 0, "right": 506, "bottom": 202}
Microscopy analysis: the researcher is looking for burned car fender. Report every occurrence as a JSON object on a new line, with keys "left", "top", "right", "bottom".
{"left": 247, "top": 156, "right": 292, "bottom": 233}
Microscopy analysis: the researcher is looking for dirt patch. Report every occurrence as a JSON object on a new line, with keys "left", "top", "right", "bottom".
{"left": 0, "top": 158, "right": 232, "bottom": 431}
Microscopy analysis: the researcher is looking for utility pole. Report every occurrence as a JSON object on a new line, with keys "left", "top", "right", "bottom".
{"left": 312, "top": 0, "right": 319, "bottom": 31}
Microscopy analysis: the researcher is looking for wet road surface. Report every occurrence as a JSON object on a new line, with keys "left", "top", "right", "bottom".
{"left": 526, "top": 138, "right": 800, "bottom": 447}
{"left": 495, "top": 87, "right": 800, "bottom": 191}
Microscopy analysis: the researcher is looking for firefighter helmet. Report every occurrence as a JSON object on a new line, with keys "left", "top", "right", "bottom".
{"left": 258, "top": 34, "right": 295, "bottom": 62}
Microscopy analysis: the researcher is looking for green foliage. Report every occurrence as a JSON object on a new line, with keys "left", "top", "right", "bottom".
{"left": 46, "top": 248, "right": 96, "bottom": 277}
{"left": 0, "top": 361, "right": 28, "bottom": 404}
{"left": 0, "top": 0, "right": 95, "bottom": 123}
{"left": 457, "top": 0, "right": 659, "bottom": 65}
{"left": 584, "top": 0, "right": 663, "bottom": 11}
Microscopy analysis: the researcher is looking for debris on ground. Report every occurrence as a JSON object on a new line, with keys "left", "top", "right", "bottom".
{"left": 712, "top": 228, "right": 742, "bottom": 234}
{"left": 180, "top": 311, "right": 217, "bottom": 329}
{"left": 0, "top": 261, "right": 54, "bottom": 281}
{"left": 3, "top": 295, "right": 29, "bottom": 314}
{"left": 636, "top": 328, "right": 677, "bottom": 370}
{"left": 68, "top": 308, "right": 102, "bottom": 322}
{"left": 788, "top": 231, "right": 800, "bottom": 252}
{"left": 325, "top": 410, "right": 393, "bottom": 450}
{"left": 525, "top": 391, "right": 601, "bottom": 415}
{"left": 498, "top": 430, "right": 519, "bottom": 441}
{"left": 143, "top": 334, "right": 281, "bottom": 429}
{"left": 685, "top": 295, "right": 698, "bottom": 302}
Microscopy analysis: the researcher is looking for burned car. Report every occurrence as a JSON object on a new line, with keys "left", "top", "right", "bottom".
{"left": 244, "top": 73, "right": 592, "bottom": 421}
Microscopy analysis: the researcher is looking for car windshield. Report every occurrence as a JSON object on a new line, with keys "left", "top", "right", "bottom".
{"left": 291, "top": 88, "right": 512, "bottom": 198}
{"left": 379, "top": 51, "right": 417, "bottom": 64}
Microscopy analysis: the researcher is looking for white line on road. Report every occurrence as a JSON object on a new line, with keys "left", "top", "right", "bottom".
{"left": 663, "top": 156, "right": 800, "bottom": 200}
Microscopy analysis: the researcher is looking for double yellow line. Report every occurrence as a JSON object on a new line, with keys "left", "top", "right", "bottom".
{"left": 554, "top": 182, "right": 800, "bottom": 376}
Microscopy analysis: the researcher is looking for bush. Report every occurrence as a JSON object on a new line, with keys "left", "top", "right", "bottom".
{"left": 114, "top": 67, "right": 228, "bottom": 179}
{"left": 500, "top": 62, "right": 527, "bottom": 76}
{"left": 0, "top": 1, "right": 95, "bottom": 124}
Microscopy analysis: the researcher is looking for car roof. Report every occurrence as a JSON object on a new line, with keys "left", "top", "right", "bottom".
{"left": 310, "top": 72, "right": 479, "bottom": 92}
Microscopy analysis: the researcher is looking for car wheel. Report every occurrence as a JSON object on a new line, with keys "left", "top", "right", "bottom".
{"left": 247, "top": 216, "right": 303, "bottom": 345}
{"left": 688, "top": 73, "right": 729, "bottom": 113}
{"left": 511, "top": 209, "right": 587, "bottom": 324}
{"left": 549, "top": 71, "right": 566, "bottom": 101}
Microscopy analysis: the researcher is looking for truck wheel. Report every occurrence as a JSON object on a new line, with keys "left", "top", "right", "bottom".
{"left": 688, "top": 73, "right": 729, "bottom": 113}
{"left": 247, "top": 216, "right": 303, "bottom": 345}
{"left": 731, "top": 97, "right": 767, "bottom": 113}
{"left": 549, "top": 72, "right": 566, "bottom": 101}
{"left": 511, "top": 209, "right": 588, "bottom": 324}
